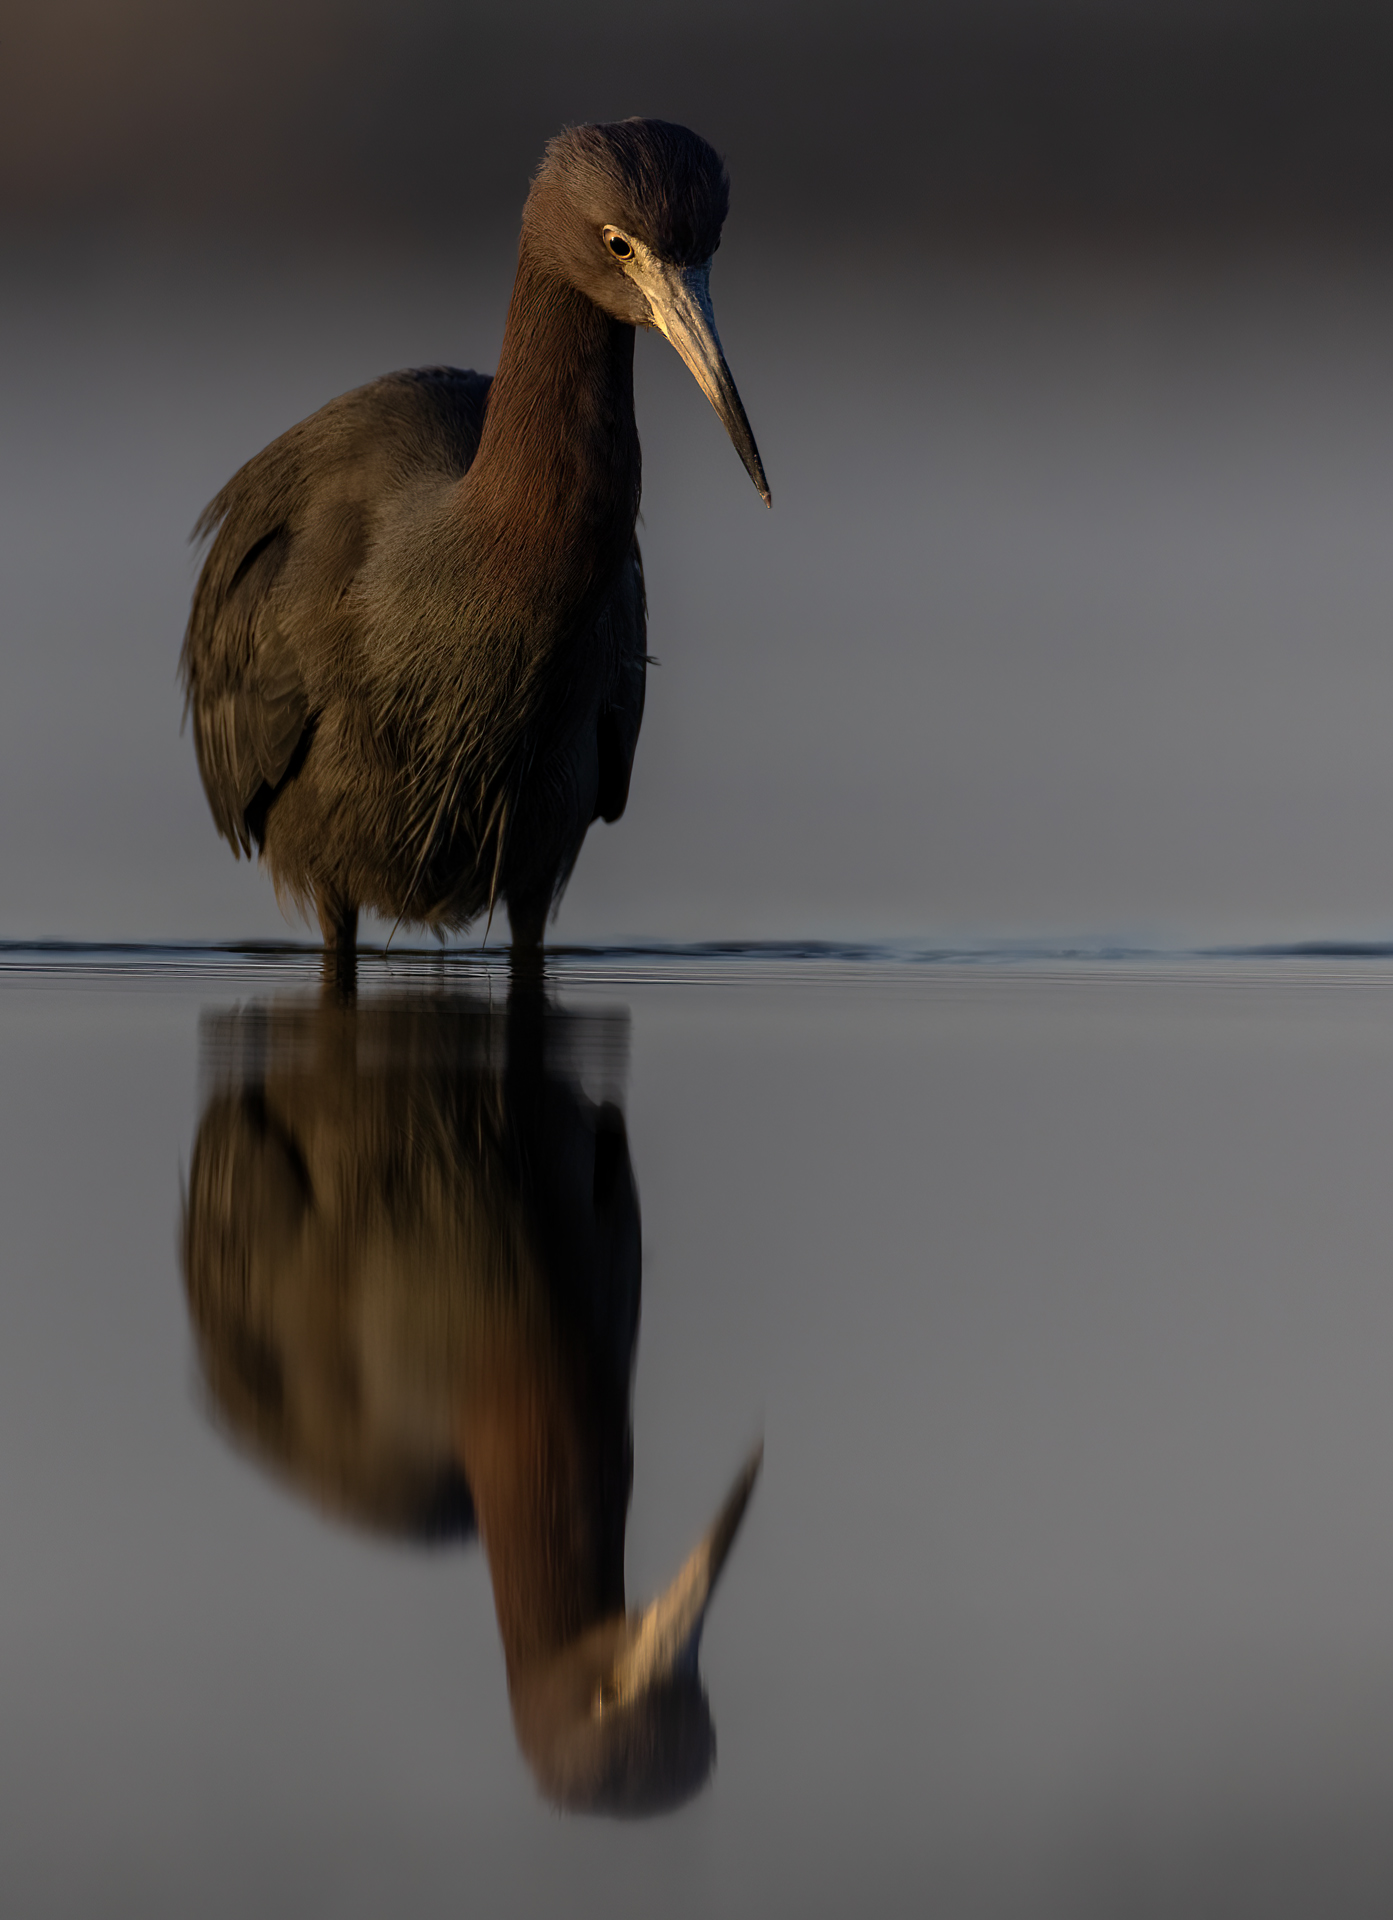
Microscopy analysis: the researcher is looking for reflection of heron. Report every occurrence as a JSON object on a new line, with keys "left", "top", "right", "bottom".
{"left": 179, "top": 120, "right": 769, "bottom": 983}
{"left": 181, "top": 986, "right": 759, "bottom": 1813}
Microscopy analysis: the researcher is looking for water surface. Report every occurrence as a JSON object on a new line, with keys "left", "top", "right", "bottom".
{"left": 4, "top": 947, "right": 1393, "bottom": 1913}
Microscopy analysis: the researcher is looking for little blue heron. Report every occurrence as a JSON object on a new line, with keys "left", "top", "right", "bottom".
{"left": 180, "top": 120, "right": 768, "bottom": 973}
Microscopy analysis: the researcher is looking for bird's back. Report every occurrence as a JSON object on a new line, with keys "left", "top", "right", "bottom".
{"left": 181, "top": 365, "right": 646, "bottom": 937}
{"left": 181, "top": 367, "right": 493, "bottom": 856}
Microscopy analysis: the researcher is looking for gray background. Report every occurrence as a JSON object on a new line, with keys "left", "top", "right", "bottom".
{"left": 4, "top": 1, "right": 1393, "bottom": 947}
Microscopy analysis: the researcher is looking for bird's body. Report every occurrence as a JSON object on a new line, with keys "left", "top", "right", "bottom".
{"left": 185, "top": 358, "right": 647, "bottom": 949}
{"left": 180, "top": 121, "right": 766, "bottom": 963}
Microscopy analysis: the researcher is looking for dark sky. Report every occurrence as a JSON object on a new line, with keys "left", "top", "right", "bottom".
{"left": 6, "top": 0, "right": 1393, "bottom": 250}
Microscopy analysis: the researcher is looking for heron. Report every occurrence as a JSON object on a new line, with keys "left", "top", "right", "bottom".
{"left": 181, "top": 985, "right": 762, "bottom": 1812}
{"left": 180, "top": 120, "right": 768, "bottom": 980}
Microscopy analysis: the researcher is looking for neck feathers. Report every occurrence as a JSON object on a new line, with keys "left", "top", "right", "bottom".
{"left": 465, "top": 247, "right": 641, "bottom": 638}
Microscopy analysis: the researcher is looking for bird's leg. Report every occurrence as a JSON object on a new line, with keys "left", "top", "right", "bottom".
{"left": 507, "top": 891, "right": 548, "bottom": 957}
{"left": 506, "top": 894, "right": 548, "bottom": 996}
{"left": 317, "top": 893, "right": 359, "bottom": 999}
{"left": 508, "top": 945, "right": 546, "bottom": 996}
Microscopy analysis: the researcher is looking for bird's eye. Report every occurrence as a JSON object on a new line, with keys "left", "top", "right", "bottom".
{"left": 604, "top": 228, "right": 634, "bottom": 260}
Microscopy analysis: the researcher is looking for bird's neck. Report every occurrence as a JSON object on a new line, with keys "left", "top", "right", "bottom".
{"left": 465, "top": 250, "right": 641, "bottom": 633}
{"left": 457, "top": 1344, "right": 626, "bottom": 1679}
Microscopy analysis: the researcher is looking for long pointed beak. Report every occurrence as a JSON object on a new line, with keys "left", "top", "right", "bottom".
{"left": 607, "top": 1440, "right": 763, "bottom": 1709}
{"left": 640, "top": 262, "right": 771, "bottom": 507}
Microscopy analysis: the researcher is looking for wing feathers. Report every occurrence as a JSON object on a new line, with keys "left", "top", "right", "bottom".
{"left": 593, "top": 544, "right": 648, "bottom": 825}
{"left": 188, "top": 591, "right": 310, "bottom": 856}
{"left": 245, "top": 615, "right": 310, "bottom": 791}
{"left": 182, "top": 368, "right": 493, "bottom": 857}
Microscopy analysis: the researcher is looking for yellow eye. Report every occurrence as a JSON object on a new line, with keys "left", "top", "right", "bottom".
{"left": 604, "top": 227, "right": 634, "bottom": 260}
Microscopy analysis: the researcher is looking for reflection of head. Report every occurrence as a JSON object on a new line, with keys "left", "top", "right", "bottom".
{"left": 519, "top": 1669, "right": 717, "bottom": 1816}
{"left": 508, "top": 1435, "right": 761, "bottom": 1813}
{"left": 181, "top": 987, "right": 752, "bottom": 1815}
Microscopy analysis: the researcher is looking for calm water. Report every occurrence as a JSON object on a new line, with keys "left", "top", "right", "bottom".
{"left": 5, "top": 948, "right": 1393, "bottom": 1914}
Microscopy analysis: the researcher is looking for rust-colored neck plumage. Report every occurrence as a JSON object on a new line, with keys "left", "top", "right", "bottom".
{"left": 463, "top": 243, "right": 641, "bottom": 640}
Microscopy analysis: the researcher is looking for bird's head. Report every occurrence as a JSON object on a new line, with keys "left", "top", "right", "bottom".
{"left": 508, "top": 1441, "right": 763, "bottom": 1815}
{"left": 526, "top": 119, "right": 770, "bottom": 506}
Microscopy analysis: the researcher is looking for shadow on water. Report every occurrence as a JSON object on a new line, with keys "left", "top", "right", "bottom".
{"left": 179, "top": 977, "right": 759, "bottom": 1816}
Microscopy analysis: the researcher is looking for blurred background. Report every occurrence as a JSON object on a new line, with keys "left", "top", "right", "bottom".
{"left": 5, "top": 0, "right": 1393, "bottom": 946}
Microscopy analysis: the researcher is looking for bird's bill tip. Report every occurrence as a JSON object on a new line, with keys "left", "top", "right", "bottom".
{"left": 641, "top": 261, "right": 770, "bottom": 509}
{"left": 707, "top": 1437, "right": 763, "bottom": 1574}
{"left": 607, "top": 1437, "right": 763, "bottom": 1707}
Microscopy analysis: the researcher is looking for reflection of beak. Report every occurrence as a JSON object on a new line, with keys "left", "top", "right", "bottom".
{"left": 638, "top": 261, "right": 771, "bottom": 506}
{"left": 603, "top": 1441, "right": 763, "bottom": 1712}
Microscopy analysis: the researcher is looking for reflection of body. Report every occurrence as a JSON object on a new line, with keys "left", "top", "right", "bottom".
{"left": 182, "top": 987, "right": 757, "bottom": 1813}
